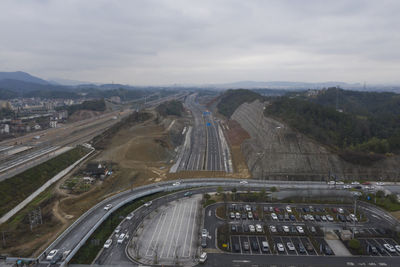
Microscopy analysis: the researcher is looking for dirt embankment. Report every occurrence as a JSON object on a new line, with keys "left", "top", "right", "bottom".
{"left": 68, "top": 110, "right": 104, "bottom": 123}
{"left": 232, "top": 100, "right": 400, "bottom": 181}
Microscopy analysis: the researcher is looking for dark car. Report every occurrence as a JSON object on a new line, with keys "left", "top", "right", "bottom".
{"left": 298, "top": 243, "right": 306, "bottom": 253}
{"left": 376, "top": 245, "right": 385, "bottom": 254}
{"left": 289, "top": 214, "right": 296, "bottom": 221}
{"left": 305, "top": 242, "right": 314, "bottom": 252}
{"left": 320, "top": 244, "right": 333, "bottom": 255}
{"left": 278, "top": 214, "right": 284, "bottom": 221}
{"left": 251, "top": 241, "right": 259, "bottom": 251}
{"left": 201, "top": 237, "right": 207, "bottom": 248}
{"left": 303, "top": 207, "right": 310, "bottom": 213}
{"left": 253, "top": 212, "right": 259, "bottom": 220}
{"left": 337, "top": 214, "right": 346, "bottom": 222}
{"left": 234, "top": 243, "right": 240, "bottom": 252}
{"left": 315, "top": 215, "right": 321, "bottom": 221}
{"left": 367, "top": 244, "right": 378, "bottom": 255}
{"left": 242, "top": 213, "right": 247, "bottom": 220}
{"left": 243, "top": 224, "right": 249, "bottom": 232}
{"left": 231, "top": 225, "right": 237, "bottom": 232}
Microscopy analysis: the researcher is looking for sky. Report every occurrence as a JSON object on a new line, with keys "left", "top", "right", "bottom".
{"left": 0, "top": 0, "right": 399, "bottom": 85}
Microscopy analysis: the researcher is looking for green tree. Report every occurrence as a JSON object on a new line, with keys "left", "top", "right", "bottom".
{"left": 376, "top": 190, "right": 385, "bottom": 198}
{"left": 217, "top": 186, "right": 223, "bottom": 195}
{"left": 270, "top": 186, "right": 277, "bottom": 192}
{"left": 348, "top": 239, "right": 360, "bottom": 250}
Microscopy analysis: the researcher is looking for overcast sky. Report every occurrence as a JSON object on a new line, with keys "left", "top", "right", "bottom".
{"left": 0, "top": 0, "right": 399, "bottom": 85}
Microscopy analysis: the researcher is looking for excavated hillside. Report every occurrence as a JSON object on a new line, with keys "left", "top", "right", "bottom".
{"left": 232, "top": 100, "right": 400, "bottom": 181}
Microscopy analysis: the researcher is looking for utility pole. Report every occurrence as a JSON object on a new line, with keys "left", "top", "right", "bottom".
{"left": 2, "top": 231, "right": 6, "bottom": 247}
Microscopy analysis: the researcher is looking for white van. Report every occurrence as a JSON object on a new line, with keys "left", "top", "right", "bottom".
{"left": 262, "top": 241, "right": 269, "bottom": 252}
{"left": 199, "top": 252, "right": 207, "bottom": 263}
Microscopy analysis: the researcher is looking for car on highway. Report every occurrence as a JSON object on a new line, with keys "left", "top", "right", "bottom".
{"left": 46, "top": 249, "right": 59, "bottom": 261}
{"left": 296, "top": 226, "right": 304, "bottom": 234}
{"left": 269, "top": 225, "right": 277, "bottom": 233}
{"left": 285, "top": 205, "right": 292, "bottom": 213}
{"left": 283, "top": 225, "right": 289, "bottom": 233}
{"left": 287, "top": 242, "right": 295, "bottom": 251}
{"left": 126, "top": 212, "right": 134, "bottom": 220}
{"left": 115, "top": 226, "right": 121, "bottom": 233}
{"left": 201, "top": 229, "right": 208, "bottom": 238}
{"left": 277, "top": 243, "right": 285, "bottom": 252}
{"left": 384, "top": 243, "right": 396, "bottom": 253}
{"left": 144, "top": 201, "right": 152, "bottom": 207}
{"left": 50, "top": 253, "right": 62, "bottom": 265}
{"left": 117, "top": 233, "right": 126, "bottom": 244}
{"left": 172, "top": 181, "right": 181, "bottom": 186}
{"left": 104, "top": 204, "right": 113, "bottom": 211}
{"left": 104, "top": 239, "right": 112, "bottom": 248}
{"left": 271, "top": 213, "right": 278, "bottom": 220}
{"left": 240, "top": 180, "right": 248, "bottom": 184}
{"left": 255, "top": 224, "right": 263, "bottom": 233}
{"left": 199, "top": 252, "right": 207, "bottom": 263}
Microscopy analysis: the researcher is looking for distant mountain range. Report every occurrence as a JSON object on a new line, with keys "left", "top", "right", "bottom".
{"left": 1, "top": 71, "right": 399, "bottom": 93}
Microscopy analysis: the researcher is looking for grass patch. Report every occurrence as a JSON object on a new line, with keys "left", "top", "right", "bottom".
{"left": 0, "top": 146, "right": 89, "bottom": 217}
{"left": 70, "top": 191, "right": 168, "bottom": 265}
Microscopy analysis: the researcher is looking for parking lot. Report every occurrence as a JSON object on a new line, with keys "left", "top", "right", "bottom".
{"left": 209, "top": 202, "right": 400, "bottom": 258}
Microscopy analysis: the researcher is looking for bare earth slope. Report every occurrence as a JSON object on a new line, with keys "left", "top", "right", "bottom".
{"left": 232, "top": 100, "right": 400, "bottom": 181}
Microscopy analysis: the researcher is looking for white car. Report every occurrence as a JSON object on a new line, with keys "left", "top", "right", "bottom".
{"left": 269, "top": 225, "right": 277, "bottom": 233}
{"left": 144, "top": 201, "right": 152, "bottom": 207}
{"left": 115, "top": 226, "right": 121, "bottom": 233}
{"left": 249, "top": 225, "right": 255, "bottom": 232}
{"left": 230, "top": 212, "right": 235, "bottom": 219}
{"left": 277, "top": 243, "right": 285, "bottom": 252}
{"left": 104, "top": 239, "right": 112, "bottom": 248}
{"left": 343, "top": 185, "right": 352, "bottom": 189}
{"left": 351, "top": 181, "right": 360, "bottom": 185}
{"left": 271, "top": 213, "right": 278, "bottom": 220}
{"left": 247, "top": 212, "right": 253, "bottom": 219}
{"left": 117, "top": 233, "right": 126, "bottom": 244}
{"left": 255, "top": 224, "right": 263, "bottom": 233}
{"left": 245, "top": 205, "right": 252, "bottom": 212}
{"left": 395, "top": 245, "right": 400, "bottom": 253}
{"left": 296, "top": 226, "right": 304, "bottom": 234}
{"left": 321, "top": 215, "right": 327, "bottom": 221}
{"left": 240, "top": 180, "right": 248, "bottom": 184}
{"left": 236, "top": 212, "right": 241, "bottom": 219}
{"left": 384, "top": 243, "right": 396, "bottom": 253}
{"left": 336, "top": 181, "right": 344, "bottom": 185}
{"left": 376, "top": 182, "right": 385, "bottom": 186}
{"left": 126, "top": 213, "right": 134, "bottom": 220}
{"left": 104, "top": 204, "right": 113, "bottom": 211}
{"left": 338, "top": 208, "right": 344, "bottom": 214}
{"left": 283, "top": 225, "right": 289, "bottom": 233}
{"left": 199, "top": 252, "right": 207, "bottom": 263}
{"left": 328, "top": 181, "right": 335, "bottom": 185}
{"left": 172, "top": 181, "right": 181, "bottom": 186}
{"left": 308, "top": 215, "right": 315, "bottom": 221}
{"left": 326, "top": 215, "right": 334, "bottom": 222}
{"left": 287, "top": 242, "right": 295, "bottom": 251}
{"left": 286, "top": 206, "right": 292, "bottom": 213}
{"left": 201, "top": 229, "right": 208, "bottom": 238}
{"left": 46, "top": 249, "right": 58, "bottom": 260}
{"left": 349, "top": 213, "right": 358, "bottom": 222}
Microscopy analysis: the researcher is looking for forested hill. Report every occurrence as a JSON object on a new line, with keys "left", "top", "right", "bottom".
{"left": 265, "top": 89, "right": 400, "bottom": 161}
{"left": 216, "top": 89, "right": 264, "bottom": 118}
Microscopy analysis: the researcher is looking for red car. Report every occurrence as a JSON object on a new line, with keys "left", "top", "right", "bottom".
{"left": 274, "top": 207, "right": 280, "bottom": 213}
{"left": 332, "top": 208, "right": 337, "bottom": 213}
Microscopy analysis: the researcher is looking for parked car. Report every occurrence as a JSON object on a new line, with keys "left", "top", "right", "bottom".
{"left": 298, "top": 243, "right": 306, "bottom": 253}
{"left": 234, "top": 243, "right": 240, "bottom": 252}
{"left": 251, "top": 241, "right": 259, "bottom": 251}
{"left": 326, "top": 215, "right": 334, "bottom": 222}
{"left": 277, "top": 243, "right": 285, "bottom": 252}
{"left": 287, "top": 242, "right": 295, "bottom": 251}
{"left": 262, "top": 241, "right": 269, "bottom": 252}
{"left": 230, "top": 212, "right": 235, "bottom": 219}
{"left": 201, "top": 229, "right": 208, "bottom": 238}
{"left": 321, "top": 215, "right": 327, "bottom": 221}
{"left": 296, "top": 226, "right": 304, "bottom": 234}
{"left": 384, "top": 243, "right": 396, "bottom": 253}
{"left": 249, "top": 224, "right": 255, "bottom": 232}
{"left": 283, "top": 225, "right": 289, "bottom": 233}
{"left": 305, "top": 242, "right": 314, "bottom": 252}
{"left": 247, "top": 212, "right": 253, "bottom": 219}
{"left": 289, "top": 214, "right": 296, "bottom": 221}
{"left": 269, "top": 225, "right": 277, "bottom": 233}
{"left": 286, "top": 205, "right": 292, "bottom": 213}
{"left": 255, "top": 224, "right": 263, "bottom": 233}
{"left": 243, "top": 241, "right": 250, "bottom": 251}
{"left": 231, "top": 225, "right": 237, "bottom": 232}
{"left": 271, "top": 213, "right": 278, "bottom": 220}
{"left": 236, "top": 212, "right": 241, "bottom": 219}
{"left": 367, "top": 244, "right": 378, "bottom": 255}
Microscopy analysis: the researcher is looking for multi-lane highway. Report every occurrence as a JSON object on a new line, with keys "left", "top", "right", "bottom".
{"left": 174, "top": 94, "right": 231, "bottom": 172}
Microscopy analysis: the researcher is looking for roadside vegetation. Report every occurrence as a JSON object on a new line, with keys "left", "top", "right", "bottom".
{"left": 59, "top": 99, "right": 106, "bottom": 115}
{"left": 70, "top": 192, "right": 168, "bottom": 264}
{"left": 156, "top": 100, "right": 184, "bottom": 117}
{"left": 0, "top": 146, "right": 90, "bottom": 218}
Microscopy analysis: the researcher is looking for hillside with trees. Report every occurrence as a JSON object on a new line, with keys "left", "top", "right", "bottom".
{"left": 156, "top": 100, "right": 184, "bottom": 117}
{"left": 216, "top": 89, "right": 264, "bottom": 118}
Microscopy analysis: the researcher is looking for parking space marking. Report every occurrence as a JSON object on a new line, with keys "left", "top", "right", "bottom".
{"left": 187, "top": 197, "right": 199, "bottom": 257}
{"left": 165, "top": 199, "right": 184, "bottom": 258}
{"left": 145, "top": 207, "right": 167, "bottom": 256}
{"left": 159, "top": 202, "right": 178, "bottom": 257}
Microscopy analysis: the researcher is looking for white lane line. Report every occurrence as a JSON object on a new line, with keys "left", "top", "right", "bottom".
{"left": 145, "top": 208, "right": 165, "bottom": 256}
{"left": 160, "top": 202, "right": 178, "bottom": 258}
{"left": 173, "top": 200, "right": 189, "bottom": 258}
{"left": 147, "top": 205, "right": 169, "bottom": 257}
{"left": 188, "top": 198, "right": 199, "bottom": 257}
{"left": 182, "top": 197, "right": 195, "bottom": 257}
{"left": 166, "top": 199, "right": 184, "bottom": 258}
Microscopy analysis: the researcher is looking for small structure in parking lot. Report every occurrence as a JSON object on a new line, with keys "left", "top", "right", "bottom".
{"left": 340, "top": 230, "right": 352, "bottom": 241}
